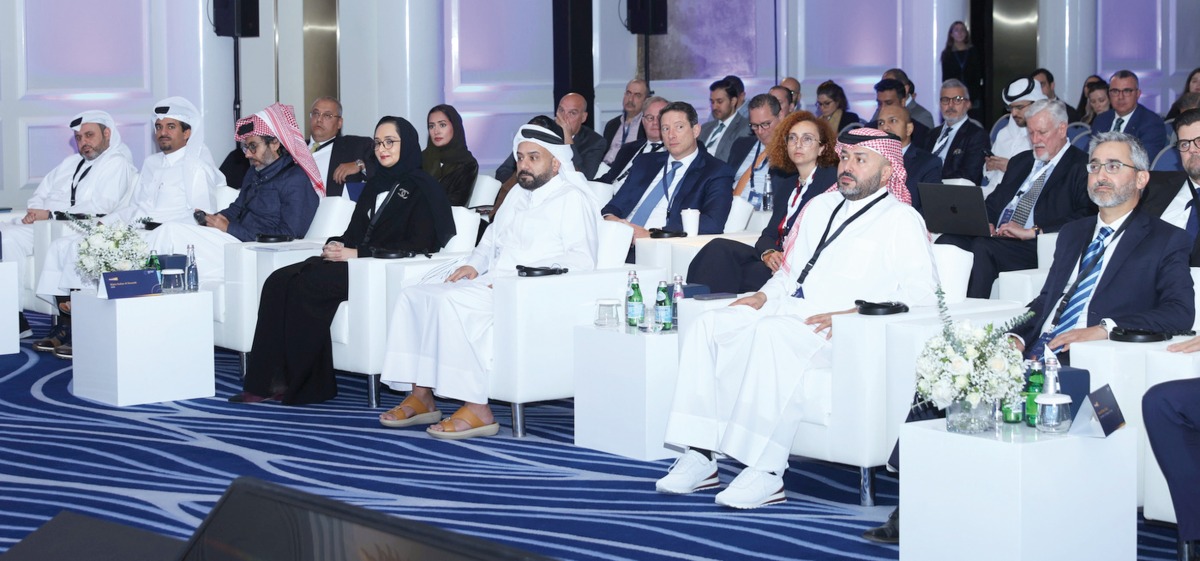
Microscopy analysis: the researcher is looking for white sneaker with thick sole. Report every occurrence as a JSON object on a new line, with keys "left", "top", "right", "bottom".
{"left": 655, "top": 450, "right": 719, "bottom": 494}
{"left": 714, "top": 468, "right": 785, "bottom": 509}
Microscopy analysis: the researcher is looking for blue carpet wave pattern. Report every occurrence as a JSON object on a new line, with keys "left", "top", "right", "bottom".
{"left": 0, "top": 314, "right": 1181, "bottom": 560}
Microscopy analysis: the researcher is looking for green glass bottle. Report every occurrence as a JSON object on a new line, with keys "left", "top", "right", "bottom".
{"left": 1024, "top": 359, "right": 1045, "bottom": 427}
{"left": 655, "top": 280, "right": 672, "bottom": 331}
{"left": 626, "top": 274, "right": 644, "bottom": 327}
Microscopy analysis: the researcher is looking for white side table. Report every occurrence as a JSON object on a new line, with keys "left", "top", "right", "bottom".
{"left": 72, "top": 290, "right": 215, "bottom": 406}
{"left": 901, "top": 420, "right": 1136, "bottom": 560}
{"left": 573, "top": 325, "right": 680, "bottom": 461}
{"left": 1140, "top": 349, "right": 1200, "bottom": 525}
{"left": 0, "top": 261, "right": 17, "bottom": 355}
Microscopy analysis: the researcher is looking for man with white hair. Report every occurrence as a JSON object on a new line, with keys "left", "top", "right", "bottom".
{"left": 656, "top": 128, "right": 938, "bottom": 510}
{"left": 3, "top": 110, "right": 136, "bottom": 336}
{"left": 144, "top": 102, "right": 321, "bottom": 285}
{"left": 376, "top": 124, "right": 599, "bottom": 440}
{"left": 936, "top": 99, "right": 1094, "bottom": 298}
{"left": 33, "top": 97, "right": 225, "bottom": 358}
{"left": 984, "top": 77, "right": 1046, "bottom": 187}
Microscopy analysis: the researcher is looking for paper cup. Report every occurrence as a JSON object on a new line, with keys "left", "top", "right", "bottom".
{"left": 681, "top": 208, "right": 700, "bottom": 236}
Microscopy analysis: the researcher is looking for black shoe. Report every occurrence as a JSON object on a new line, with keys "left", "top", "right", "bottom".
{"left": 33, "top": 324, "right": 70, "bottom": 352}
{"left": 228, "top": 391, "right": 282, "bottom": 403}
{"left": 861, "top": 507, "right": 899, "bottom": 545}
{"left": 53, "top": 344, "right": 72, "bottom": 360}
{"left": 18, "top": 312, "right": 32, "bottom": 339}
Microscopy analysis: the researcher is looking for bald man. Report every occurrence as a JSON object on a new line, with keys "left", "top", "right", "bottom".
{"left": 494, "top": 92, "right": 607, "bottom": 181}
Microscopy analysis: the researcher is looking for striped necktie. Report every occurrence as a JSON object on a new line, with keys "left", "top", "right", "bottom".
{"left": 630, "top": 161, "right": 682, "bottom": 226}
{"left": 932, "top": 126, "right": 953, "bottom": 162}
{"left": 1008, "top": 161, "right": 1049, "bottom": 227}
{"left": 1052, "top": 226, "right": 1115, "bottom": 338}
{"left": 1112, "top": 116, "right": 1125, "bottom": 132}
{"left": 705, "top": 122, "right": 726, "bottom": 149}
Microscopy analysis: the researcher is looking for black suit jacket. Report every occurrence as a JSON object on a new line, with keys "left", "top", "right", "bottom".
{"left": 753, "top": 165, "right": 839, "bottom": 254}
{"left": 923, "top": 120, "right": 989, "bottom": 186}
{"left": 903, "top": 145, "right": 943, "bottom": 212}
{"left": 1135, "top": 171, "right": 1200, "bottom": 266}
{"left": 1015, "top": 209, "right": 1195, "bottom": 346}
{"left": 601, "top": 148, "right": 734, "bottom": 233}
{"left": 984, "top": 147, "right": 1094, "bottom": 233}
{"left": 1092, "top": 104, "right": 1168, "bottom": 163}
{"left": 317, "top": 135, "right": 374, "bottom": 197}
{"left": 603, "top": 115, "right": 646, "bottom": 147}
{"left": 598, "top": 139, "right": 652, "bottom": 184}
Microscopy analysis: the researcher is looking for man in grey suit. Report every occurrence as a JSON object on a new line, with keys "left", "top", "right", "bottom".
{"left": 699, "top": 78, "right": 753, "bottom": 164}
{"left": 883, "top": 68, "right": 935, "bottom": 130}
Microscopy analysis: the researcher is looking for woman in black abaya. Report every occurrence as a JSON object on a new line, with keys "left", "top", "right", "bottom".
{"left": 230, "top": 116, "right": 456, "bottom": 405}
{"left": 422, "top": 104, "right": 478, "bottom": 206}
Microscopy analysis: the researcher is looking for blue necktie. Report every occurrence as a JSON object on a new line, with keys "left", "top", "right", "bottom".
{"left": 1032, "top": 226, "right": 1115, "bottom": 357}
{"left": 1186, "top": 200, "right": 1198, "bottom": 241}
{"left": 705, "top": 122, "right": 726, "bottom": 149}
{"left": 630, "top": 161, "right": 682, "bottom": 226}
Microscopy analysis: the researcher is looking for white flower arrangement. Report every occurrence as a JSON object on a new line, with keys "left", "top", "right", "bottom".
{"left": 915, "top": 287, "right": 1032, "bottom": 410}
{"left": 71, "top": 219, "right": 150, "bottom": 282}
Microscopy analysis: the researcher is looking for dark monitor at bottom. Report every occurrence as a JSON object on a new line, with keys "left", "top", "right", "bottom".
{"left": 177, "top": 476, "right": 551, "bottom": 561}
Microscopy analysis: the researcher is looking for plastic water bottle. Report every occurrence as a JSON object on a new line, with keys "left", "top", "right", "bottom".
{"left": 761, "top": 186, "right": 773, "bottom": 211}
{"left": 185, "top": 244, "right": 199, "bottom": 292}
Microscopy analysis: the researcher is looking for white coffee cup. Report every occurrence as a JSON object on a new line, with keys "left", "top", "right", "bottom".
{"left": 681, "top": 208, "right": 701, "bottom": 237}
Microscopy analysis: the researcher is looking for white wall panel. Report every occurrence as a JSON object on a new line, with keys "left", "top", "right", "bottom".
{"left": 22, "top": 0, "right": 150, "bottom": 95}
{"left": 1097, "top": 0, "right": 1165, "bottom": 111}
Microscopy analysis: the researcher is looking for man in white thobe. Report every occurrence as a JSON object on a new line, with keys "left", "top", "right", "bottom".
{"left": 983, "top": 77, "right": 1045, "bottom": 188}
{"left": 378, "top": 124, "right": 599, "bottom": 439}
{"left": 656, "top": 128, "right": 939, "bottom": 509}
{"left": 33, "top": 97, "right": 225, "bottom": 358}
{"left": 2, "top": 110, "right": 136, "bottom": 335}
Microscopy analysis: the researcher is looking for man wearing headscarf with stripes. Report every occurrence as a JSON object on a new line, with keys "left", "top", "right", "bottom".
{"left": 3, "top": 110, "right": 137, "bottom": 337}
{"left": 656, "top": 128, "right": 939, "bottom": 510}
{"left": 143, "top": 102, "right": 321, "bottom": 285}
{"left": 35, "top": 97, "right": 228, "bottom": 358}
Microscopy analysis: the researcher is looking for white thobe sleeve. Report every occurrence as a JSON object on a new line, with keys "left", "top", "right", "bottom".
{"left": 465, "top": 225, "right": 496, "bottom": 275}
{"left": 25, "top": 158, "right": 74, "bottom": 211}
{"left": 549, "top": 194, "right": 599, "bottom": 272}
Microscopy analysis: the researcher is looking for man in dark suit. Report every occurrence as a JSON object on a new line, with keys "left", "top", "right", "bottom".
{"left": 602, "top": 79, "right": 648, "bottom": 165}
{"left": 923, "top": 79, "right": 989, "bottom": 186}
{"left": 870, "top": 78, "right": 930, "bottom": 149}
{"left": 495, "top": 93, "right": 606, "bottom": 182}
{"left": 306, "top": 97, "right": 373, "bottom": 197}
{"left": 1031, "top": 68, "right": 1081, "bottom": 124}
{"left": 883, "top": 68, "right": 935, "bottom": 129}
{"left": 864, "top": 130, "right": 1195, "bottom": 547}
{"left": 936, "top": 99, "right": 1095, "bottom": 298}
{"left": 876, "top": 104, "right": 941, "bottom": 211}
{"left": 1143, "top": 377, "right": 1200, "bottom": 561}
{"left": 1091, "top": 70, "right": 1168, "bottom": 162}
{"left": 727, "top": 94, "right": 785, "bottom": 210}
{"left": 698, "top": 79, "right": 753, "bottom": 164}
{"left": 599, "top": 96, "right": 668, "bottom": 187}
{"left": 602, "top": 101, "right": 733, "bottom": 253}
{"left": 1139, "top": 110, "right": 1200, "bottom": 261}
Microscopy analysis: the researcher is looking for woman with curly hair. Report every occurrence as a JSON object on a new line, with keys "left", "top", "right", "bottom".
{"left": 684, "top": 110, "right": 839, "bottom": 294}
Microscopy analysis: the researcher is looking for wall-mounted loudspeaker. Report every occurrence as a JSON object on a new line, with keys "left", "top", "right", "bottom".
{"left": 627, "top": 0, "right": 667, "bottom": 35}
{"left": 214, "top": 0, "right": 260, "bottom": 38}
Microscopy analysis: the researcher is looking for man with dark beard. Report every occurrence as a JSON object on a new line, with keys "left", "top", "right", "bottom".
{"left": 378, "top": 124, "right": 600, "bottom": 440}
{"left": 655, "top": 128, "right": 938, "bottom": 510}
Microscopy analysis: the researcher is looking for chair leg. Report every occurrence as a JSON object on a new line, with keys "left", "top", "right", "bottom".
{"left": 238, "top": 352, "right": 247, "bottom": 378}
{"left": 366, "top": 374, "right": 380, "bottom": 408}
{"left": 511, "top": 403, "right": 526, "bottom": 438}
{"left": 859, "top": 466, "right": 877, "bottom": 507}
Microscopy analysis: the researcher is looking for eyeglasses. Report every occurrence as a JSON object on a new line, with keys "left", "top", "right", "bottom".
{"left": 310, "top": 110, "right": 341, "bottom": 121}
{"left": 373, "top": 138, "right": 399, "bottom": 150}
{"left": 940, "top": 96, "right": 968, "bottom": 105}
{"left": 1108, "top": 88, "right": 1138, "bottom": 97}
{"left": 1086, "top": 161, "right": 1140, "bottom": 174}
{"left": 241, "top": 141, "right": 262, "bottom": 153}
{"left": 748, "top": 121, "right": 775, "bottom": 132}
{"left": 1178, "top": 137, "right": 1200, "bottom": 152}
{"left": 786, "top": 134, "right": 819, "bottom": 147}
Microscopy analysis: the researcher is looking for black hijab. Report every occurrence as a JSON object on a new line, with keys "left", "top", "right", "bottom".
{"left": 366, "top": 116, "right": 456, "bottom": 248}
{"left": 421, "top": 104, "right": 475, "bottom": 181}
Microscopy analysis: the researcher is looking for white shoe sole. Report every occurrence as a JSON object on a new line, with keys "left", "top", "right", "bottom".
{"left": 655, "top": 472, "right": 720, "bottom": 495}
{"left": 715, "top": 488, "right": 786, "bottom": 509}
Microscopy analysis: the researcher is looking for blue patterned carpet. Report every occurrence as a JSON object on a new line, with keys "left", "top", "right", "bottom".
{"left": 0, "top": 313, "right": 1182, "bottom": 560}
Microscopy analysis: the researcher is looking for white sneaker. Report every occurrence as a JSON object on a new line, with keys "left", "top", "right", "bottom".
{"left": 655, "top": 450, "right": 719, "bottom": 494}
{"left": 714, "top": 468, "right": 785, "bottom": 509}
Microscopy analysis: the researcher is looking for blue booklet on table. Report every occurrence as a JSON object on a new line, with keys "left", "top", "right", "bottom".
{"left": 99, "top": 269, "right": 161, "bottom": 299}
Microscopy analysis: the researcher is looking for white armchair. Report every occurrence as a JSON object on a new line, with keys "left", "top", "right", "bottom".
{"left": 723, "top": 196, "right": 754, "bottom": 233}
{"left": 24, "top": 220, "right": 71, "bottom": 315}
{"left": 468, "top": 175, "right": 502, "bottom": 209}
{"left": 487, "top": 220, "right": 668, "bottom": 436}
{"left": 994, "top": 232, "right": 1057, "bottom": 302}
{"left": 329, "top": 206, "right": 481, "bottom": 406}
{"left": 1141, "top": 349, "right": 1200, "bottom": 525}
